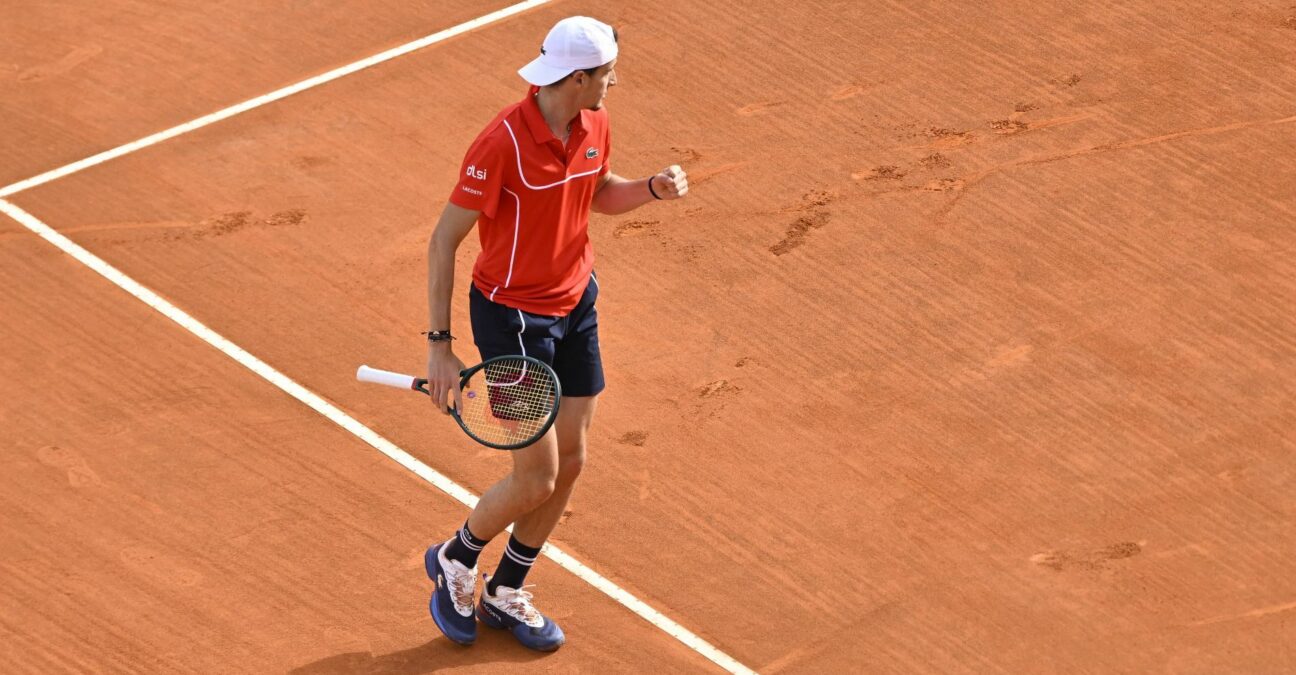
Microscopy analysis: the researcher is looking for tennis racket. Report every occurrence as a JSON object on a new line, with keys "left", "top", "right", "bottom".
{"left": 356, "top": 355, "right": 561, "bottom": 450}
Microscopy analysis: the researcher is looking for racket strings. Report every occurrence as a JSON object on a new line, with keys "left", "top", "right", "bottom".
{"left": 458, "top": 358, "right": 557, "bottom": 446}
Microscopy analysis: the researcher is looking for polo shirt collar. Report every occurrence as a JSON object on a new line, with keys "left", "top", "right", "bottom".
{"left": 521, "top": 85, "right": 587, "bottom": 146}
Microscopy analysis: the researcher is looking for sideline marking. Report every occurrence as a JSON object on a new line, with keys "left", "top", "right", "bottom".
{"left": 0, "top": 198, "right": 754, "bottom": 675}
{"left": 0, "top": 0, "right": 553, "bottom": 199}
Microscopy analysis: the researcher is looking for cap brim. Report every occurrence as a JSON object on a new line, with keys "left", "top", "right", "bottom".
{"left": 518, "top": 57, "right": 574, "bottom": 86}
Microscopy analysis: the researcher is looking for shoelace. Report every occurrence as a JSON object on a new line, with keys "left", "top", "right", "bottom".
{"left": 496, "top": 584, "right": 543, "bottom": 624}
{"left": 447, "top": 567, "right": 476, "bottom": 613}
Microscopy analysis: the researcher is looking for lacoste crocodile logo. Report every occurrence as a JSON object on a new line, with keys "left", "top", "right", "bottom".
{"left": 586, "top": 147, "right": 599, "bottom": 159}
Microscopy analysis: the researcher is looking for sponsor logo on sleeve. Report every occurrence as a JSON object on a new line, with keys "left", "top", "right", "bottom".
{"left": 466, "top": 164, "right": 488, "bottom": 180}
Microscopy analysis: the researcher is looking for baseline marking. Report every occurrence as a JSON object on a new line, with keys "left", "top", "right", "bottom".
{"left": 0, "top": 0, "right": 554, "bottom": 199}
{"left": 0, "top": 198, "right": 754, "bottom": 675}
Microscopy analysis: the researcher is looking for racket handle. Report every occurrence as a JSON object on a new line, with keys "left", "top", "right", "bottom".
{"left": 357, "top": 365, "right": 423, "bottom": 391}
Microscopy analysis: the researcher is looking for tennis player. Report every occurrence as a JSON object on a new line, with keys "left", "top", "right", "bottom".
{"left": 422, "top": 16, "right": 688, "bottom": 651}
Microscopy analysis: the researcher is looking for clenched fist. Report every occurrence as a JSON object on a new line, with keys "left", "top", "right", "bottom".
{"left": 650, "top": 165, "right": 689, "bottom": 200}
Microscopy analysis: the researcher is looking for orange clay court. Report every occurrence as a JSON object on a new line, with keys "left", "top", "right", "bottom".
{"left": 2, "top": 1, "right": 1294, "bottom": 672}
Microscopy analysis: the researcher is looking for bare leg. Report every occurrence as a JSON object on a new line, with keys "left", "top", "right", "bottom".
{"left": 464, "top": 426, "right": 559, "bottom": 541}
{"left": 463, "top": 395, "right": 596, "bottom": 542}
{"left": 511, "top": 395, "right": 598, "bottom": 547}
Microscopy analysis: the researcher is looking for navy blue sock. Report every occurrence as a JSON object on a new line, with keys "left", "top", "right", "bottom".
{"left": 488, "top": 535, "right": 542, "bottom": 594}
{"left": 443, "top": 520, "right": 489, "bottom": 569}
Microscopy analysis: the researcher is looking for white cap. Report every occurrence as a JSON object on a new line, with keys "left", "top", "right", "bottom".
{"left": 518, "top": 16, "right": 618, "bottom": 86}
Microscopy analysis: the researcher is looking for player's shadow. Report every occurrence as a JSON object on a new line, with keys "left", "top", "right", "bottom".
{"left": 289, "top": 633, "right": 550, "bottom": 674}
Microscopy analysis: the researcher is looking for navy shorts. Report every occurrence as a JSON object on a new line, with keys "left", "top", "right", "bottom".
{"left": 469, "top": 273, "right": 605, "bottom": 398}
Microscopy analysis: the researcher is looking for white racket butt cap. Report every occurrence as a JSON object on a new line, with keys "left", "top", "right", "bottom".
{"left": 356, "top": 365, "right": 418, "bottom": 390}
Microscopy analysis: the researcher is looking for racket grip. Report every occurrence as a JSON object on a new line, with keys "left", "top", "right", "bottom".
{"left": 357, "top": 365, "right": 422, "bottom": 391}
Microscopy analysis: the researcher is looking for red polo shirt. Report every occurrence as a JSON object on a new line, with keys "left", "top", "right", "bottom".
{"left": 449, "top": 86, "right": 611, "bottom": 316}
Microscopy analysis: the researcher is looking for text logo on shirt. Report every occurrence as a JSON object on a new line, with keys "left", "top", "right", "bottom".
{"left": 466, "top": 164, "right": 488, "bottom": 180}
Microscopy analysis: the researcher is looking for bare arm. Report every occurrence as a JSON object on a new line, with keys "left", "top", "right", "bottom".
{"left": 591, "top": 165, "right": 689, "bottom": 215}
{"left": 427, "top": 202, "right": 480, "bottom": 332}
{"left": 426, "top": 202, "right": 480, "bottom": 414}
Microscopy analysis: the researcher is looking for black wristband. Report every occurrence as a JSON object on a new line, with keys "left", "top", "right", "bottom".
{"left": 647, "top": 177, "right": 663, "bottom": 200}
{"left": 423, "top": 330, "right": 455, "bottom": 342}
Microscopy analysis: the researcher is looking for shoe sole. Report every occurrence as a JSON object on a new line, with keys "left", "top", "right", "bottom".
{"left": 426, "top": 545, "right": 475, "bottom": 646}
{"left": 477, "top": 606, "right": 564, "bottom": 652}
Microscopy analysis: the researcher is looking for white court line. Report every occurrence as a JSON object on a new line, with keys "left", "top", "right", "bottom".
{"left": 0, "top": 0, "right": 553, "bottom": 199}
{"left": 0, "top": 196, "right": 756, "bottom": 675}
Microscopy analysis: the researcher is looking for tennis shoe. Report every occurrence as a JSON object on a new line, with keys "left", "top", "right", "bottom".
{"left": 477, "top": 576, "right": 565, "bottom": 652}
{"left": 424, "top": 542, "right": 478, "bottom": 645}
